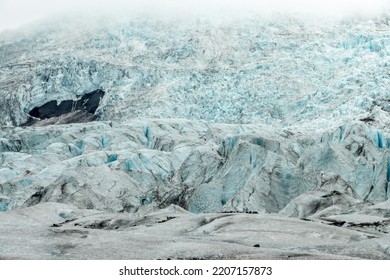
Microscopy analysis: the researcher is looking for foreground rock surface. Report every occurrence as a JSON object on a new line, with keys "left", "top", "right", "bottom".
{"left": 1, "top": 202, "right": 389, "bottom": 260}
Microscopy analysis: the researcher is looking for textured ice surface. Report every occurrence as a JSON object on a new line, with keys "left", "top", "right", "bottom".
{"left": 1, "top": 15, "right": 390, "bottom": 131}
{"left": 2, "top": 14, "right": 390, "bottom": 259}
{"left": 0, "top": 119, "right": 389, "bottom": 215}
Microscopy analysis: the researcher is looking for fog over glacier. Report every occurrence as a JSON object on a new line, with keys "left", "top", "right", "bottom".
{"left": 1, "top": 0, "right": 389, "bottom": 31}
{"left": 1, "top": 1, "right": 390, "bottom": 260}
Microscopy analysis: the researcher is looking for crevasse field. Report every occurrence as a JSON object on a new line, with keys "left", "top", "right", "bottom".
{"left": 1, "top": 12, "right": 390, "bottom": 259}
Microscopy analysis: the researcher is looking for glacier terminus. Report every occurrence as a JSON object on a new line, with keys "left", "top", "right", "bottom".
{"left": 1, "top": 11, "right": 390, "bottom": 259}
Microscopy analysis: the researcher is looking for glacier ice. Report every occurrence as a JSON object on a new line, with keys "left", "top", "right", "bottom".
{"left": 0, "top": 15, "right": 390, "bottom": 130}
{"left": 0, "top": 119, "right": 389, "bottom": 215}
{"left": 2, "top": 13, "right": 390, "bottom": 259}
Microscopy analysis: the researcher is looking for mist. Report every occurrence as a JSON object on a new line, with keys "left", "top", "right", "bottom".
{"left": 0, "top": 0, "right": 389, "bottom": 31}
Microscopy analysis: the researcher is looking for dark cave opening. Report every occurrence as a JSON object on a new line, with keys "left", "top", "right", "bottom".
{"left": 24, "top": 89, "right": 105, "bottom": 126}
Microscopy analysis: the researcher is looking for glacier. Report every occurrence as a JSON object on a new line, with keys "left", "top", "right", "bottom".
{"left": 1, "top": 13, "right": 390, "bottom": 259}
{"left": 1, "top": 14, "right": 390, "bottom": 129}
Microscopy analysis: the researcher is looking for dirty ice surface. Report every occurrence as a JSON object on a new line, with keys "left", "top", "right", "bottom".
{"left": 1, "top": 13, "right": 390, "bottom": 259}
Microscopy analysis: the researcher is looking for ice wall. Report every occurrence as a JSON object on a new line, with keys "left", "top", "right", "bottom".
{"left": 2, "top": 14, "right": 390, "bottom": 215}
{"left": 0, "top": 120, "right": 388, "bottom": 214}
{"left": 1, "top": 15, "right": 390, "bottom": 130}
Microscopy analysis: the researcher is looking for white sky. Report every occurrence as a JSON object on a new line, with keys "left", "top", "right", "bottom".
{"left": 0, "top": 0, "right": 389, "bottom": 31}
